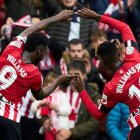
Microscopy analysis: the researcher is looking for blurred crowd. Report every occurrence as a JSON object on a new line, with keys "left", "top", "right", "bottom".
{"left": 0, "top": 0, "right": 139, "bottom": 140}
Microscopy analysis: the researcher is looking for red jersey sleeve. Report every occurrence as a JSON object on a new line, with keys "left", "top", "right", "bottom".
{"left": 79, "top": 90, "right": 106, "bottom": 121}
{"left": 100, "top": 15, "right": 136, "bottom": 43}
{"left": 30, "top": 71, "right": 43, "bottom": 92}
{"left": 124, "top": 46, "right": 140, "bottom": 62}
{"left": 2, "top": 35, "right": 27, "bottom": 56}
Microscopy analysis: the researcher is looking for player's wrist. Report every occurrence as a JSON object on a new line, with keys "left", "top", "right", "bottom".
{"left": 78, "top": 89, "right": 86, "bottom": 94}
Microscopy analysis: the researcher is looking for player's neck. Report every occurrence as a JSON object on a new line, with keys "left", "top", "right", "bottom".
{"left": 22, "top": 51, "right": 32, "bottom": 64}
{"left": 107, "top": 61, "right": 122, "bottom": 72}
{"left": 112, "top": 61, "right": 122, "bottom": 73}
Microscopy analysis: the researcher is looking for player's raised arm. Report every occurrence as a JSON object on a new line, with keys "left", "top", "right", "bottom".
{"left": 20, "top": 10, "right": 74, "bottom": 37}
{"left": 77, "top": 8, "right": 137, "bottom": 47}
{"left": 72, "top": 76, "right": 106, "bottom": 121}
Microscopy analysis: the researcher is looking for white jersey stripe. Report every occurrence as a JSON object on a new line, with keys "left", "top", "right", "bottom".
{"left": 0, "top": 101, "right": 5, "bottom": 116}
{"left": 129, "top": 114, "right": 138, "bottom": 128}
{"left": 127, "top": 40, "right": 131, "bottom": 47}
{"left": 9, "top": 104, "right": 15, "bottom": 120}
{"left": 16, "top": 103, "right": 21, "bottom": 122}
{"left": 0, "top": 99, "right": 21, "bottom": 122}
{"left": 19, "top": 90, "right": 34, "bottom": 119}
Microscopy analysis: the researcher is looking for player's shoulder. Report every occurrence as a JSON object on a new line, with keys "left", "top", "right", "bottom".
{"left": 104, "top": 82, "right": 114, "bottom": 94}
{"left": 125, "top": 46, "right": 140, "bottom": 59}
{"left": 24, "top": 65, "right": 42, "bottom": 86}
{"left": 25, "top": 65, "right": 40, "bottom": 74}
{"left": 125, "top": 46, "right": 135, "bottom": 55}
{"left": 8, "top": 35, "right": 27, "bottom": 48}
{"left": 104, "top": 75, "right": 120, "bottom": 94}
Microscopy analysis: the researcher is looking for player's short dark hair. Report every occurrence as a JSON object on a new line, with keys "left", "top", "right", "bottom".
{"left": 67, "top": 59, "right": 86, "bottom": 74}
{"left": 67, "top": 39, "right": 84, "bottom": 50}
{"left": 96, "top": 40, "right": 118, "bottom": 63}
{"left": 24, "top": 32, "right": 48, "bottom": 52}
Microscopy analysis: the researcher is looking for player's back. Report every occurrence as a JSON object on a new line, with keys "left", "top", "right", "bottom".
{"left": 106, "top": 46, "right": 140, "bottom": 113}
{"left": 0, "top": 36, "right": 42, "bottom": 104}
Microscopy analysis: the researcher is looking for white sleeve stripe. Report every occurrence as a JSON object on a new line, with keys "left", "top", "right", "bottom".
{"left": 16, "top": 36, "right": 27, "bottom": 44}
{"left": 127, "top": 40, "right": 132, "bottom": 47}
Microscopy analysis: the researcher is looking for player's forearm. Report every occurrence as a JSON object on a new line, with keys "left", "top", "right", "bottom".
{"left": 79, "top": 90, "right": 105, "bottom": 121}
{"left": 100, "top": 15, "right": 136, "bottom": 42}
{"left": 33, "top": 80, "right": 59, "bottom": 100}
{"left": 21, "top": 15, "right": 62, "bottom": 37}
{"left": 42, "top": 79, "right": 59, "bottom": 98}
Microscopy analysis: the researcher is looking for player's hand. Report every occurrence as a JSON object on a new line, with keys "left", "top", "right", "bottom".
{"left": 71, "top": 76, "right": 85, "bottom": 92}
{"left": 76, "top": 8, "right": 100, "bottom": 21}
{"left": 57, "top": 9, "right": 74, "bottom": 21}
{"left": 57, "top": 75, "right": 78, "bottom": 85}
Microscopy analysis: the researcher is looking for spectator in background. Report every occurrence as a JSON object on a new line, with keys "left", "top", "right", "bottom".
{"left": 0, "top": 0, "right": 5, "bottom": 27}
{"left": 93, "top": 0, "right": 128, "bottom": 20}
{"left": 46, "top": 0, "right": 97, "bottom": 48}
{"left": 106, "top": 103, "right": 130, "bottom": 140}
{"left": 93, "top": 0, "right": 128, "bottom": 40}
{"left": 56, "top": 59, "right": 100, "bottom": 140}
{"left": 42, "top": 0, "right": 61, "bottom": 17}
{"left": 20, "top": 90, "right": 44, "bottom": 140}
{"left": 4, "top": 0, "right": 46, "bottom": 21}
{"left": 4, "top": 0, "right": 48, "bottom": 36}
{"left": 0, "top": 17, "right": 13, "bottom": 55}
{"left": 126, "top": 0, "right": 140, "bottom": 50}
{"left": 54, "top": 38, "right": 104, "bottom": 94}
{"left": 31, "top": 71, "right": 72, "bottom": 140}
{"left": 126, "top": 0, "right": 140, "bottom": 31}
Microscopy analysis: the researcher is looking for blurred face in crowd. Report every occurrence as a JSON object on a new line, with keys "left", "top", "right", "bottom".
{"left": 91, "top": 37, "right": 106, "bottom": 50}
{"left": 43, "top": 77, "right": 56, "bottom": 87}
{"left": 60, "top": 0, "right": 77, "bottom": 8}
{"left": 68, "top": 68, "right": 86, "bottom": 90}
{"left": 43, "top": 73, "right": 58, "bottom": 87}
{"left": 68, "top": 68, "right": 86, "bottom": 80}
{"left": 69, "top": 43, "right": 84, "bottom": 59}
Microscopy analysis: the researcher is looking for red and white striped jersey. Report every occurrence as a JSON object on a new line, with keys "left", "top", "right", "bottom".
{"left": 78, "top": 15, "right": 140, "bottom": 130}
{"left": 66, "top": 86, "right": 81, "bottom": 128}
{"left": 0, "top": 36, "right": 43, "bottom": 122}
{"left": 60, "top": 58, "right": 68, "bottom": 75}
{"left": 0, "top": 94, "right": 21, "bottom": 122}
{"left": 20, "top": 89, "right": 34, "bottom": 119}
{"left": 39, "top": 50, "right": 56, "bottom": 71}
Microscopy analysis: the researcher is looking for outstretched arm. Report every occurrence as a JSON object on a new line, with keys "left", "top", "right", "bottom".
{"left": 20, "top": 10, "right": 73, "bottom": 37}
{"left": 32, "top": 75, "right": 76, "bottom": 100}
{"left": 77, "top": 8, "right": 137, "bottom": 45}
{"left": 72, "top": 76, "right": 106, "bottom": 121}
